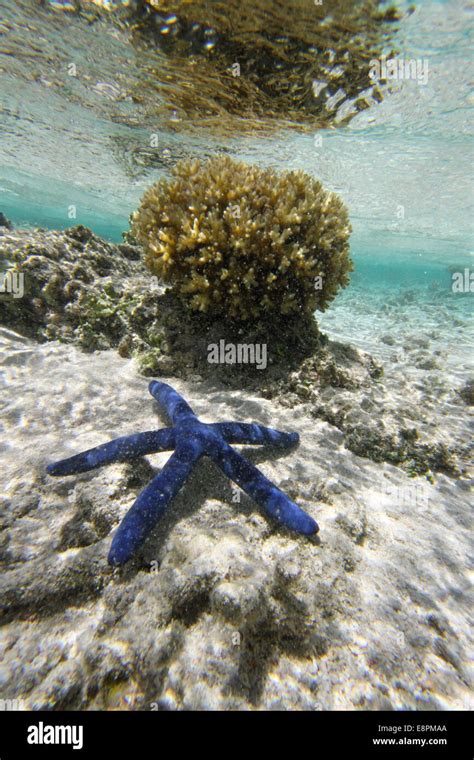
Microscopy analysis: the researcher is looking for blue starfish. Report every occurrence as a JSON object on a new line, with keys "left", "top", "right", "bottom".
{"left": 47, "top": 381, "right": 318, "bottom": 566}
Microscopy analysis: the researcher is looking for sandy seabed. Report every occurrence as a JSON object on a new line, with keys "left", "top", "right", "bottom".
{"left": 0, "top": 268, "right": 472, "bottom": 710}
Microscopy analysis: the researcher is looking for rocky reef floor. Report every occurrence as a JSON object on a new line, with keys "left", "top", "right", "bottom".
{"left": 0, "top": 225, "right": 472, "bottom": 710}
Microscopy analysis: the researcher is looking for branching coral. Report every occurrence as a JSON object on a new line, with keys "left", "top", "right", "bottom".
{"left": 132, "top": 155, "right": 352, "bottom": 321}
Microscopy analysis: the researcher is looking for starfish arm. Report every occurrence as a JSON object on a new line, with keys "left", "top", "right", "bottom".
{"left": 47, "top": 429, "right": 176, "bottom": 476}
{"left": 211, "top": 422, "right": 299, "bottom": 448}
{"left": 149, "top": 380, "right": 197, "bottom": 423}
{"left": 213, "top": 443, "right": 318, "bottom": 536}
{"left": 108, "top": 441, "right": 202, "bottom": 566}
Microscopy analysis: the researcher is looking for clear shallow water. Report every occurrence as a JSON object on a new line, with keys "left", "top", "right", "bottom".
{"left": 0, "top": 0, "right": 473, "bottom": 281}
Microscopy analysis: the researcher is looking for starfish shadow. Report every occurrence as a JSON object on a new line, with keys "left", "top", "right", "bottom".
{"left": 124, "top": 443, "right": 310, "bottom": 571}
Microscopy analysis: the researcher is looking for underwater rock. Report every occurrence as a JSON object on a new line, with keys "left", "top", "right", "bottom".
{"left": 0, "top": 335, "right": 472, "bottom": 711}
{"left": 0, "top": 212, "right": 13, "bottom": 230}
{"left": 0, "top": 224, "right": 355, "bottom": 388}
{"left": 0, "top": 225, "right": 154, "bottom": 352}
{"left": 459, "top": 379, "right": 474, "bottom": 406}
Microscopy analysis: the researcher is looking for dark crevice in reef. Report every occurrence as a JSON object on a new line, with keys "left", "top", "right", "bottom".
{"left": 459, "top": 379, "right": 474, "bottom": 406}
{"left": 230, "top": 629, "right": 278, "bottom": 706}
{"left": 171, "top": 590, "right": 211, "bottom": 628}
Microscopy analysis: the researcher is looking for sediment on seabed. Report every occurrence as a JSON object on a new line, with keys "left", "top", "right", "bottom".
{"left": 0, "top": 222, "right": 472, "bottom": 710}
